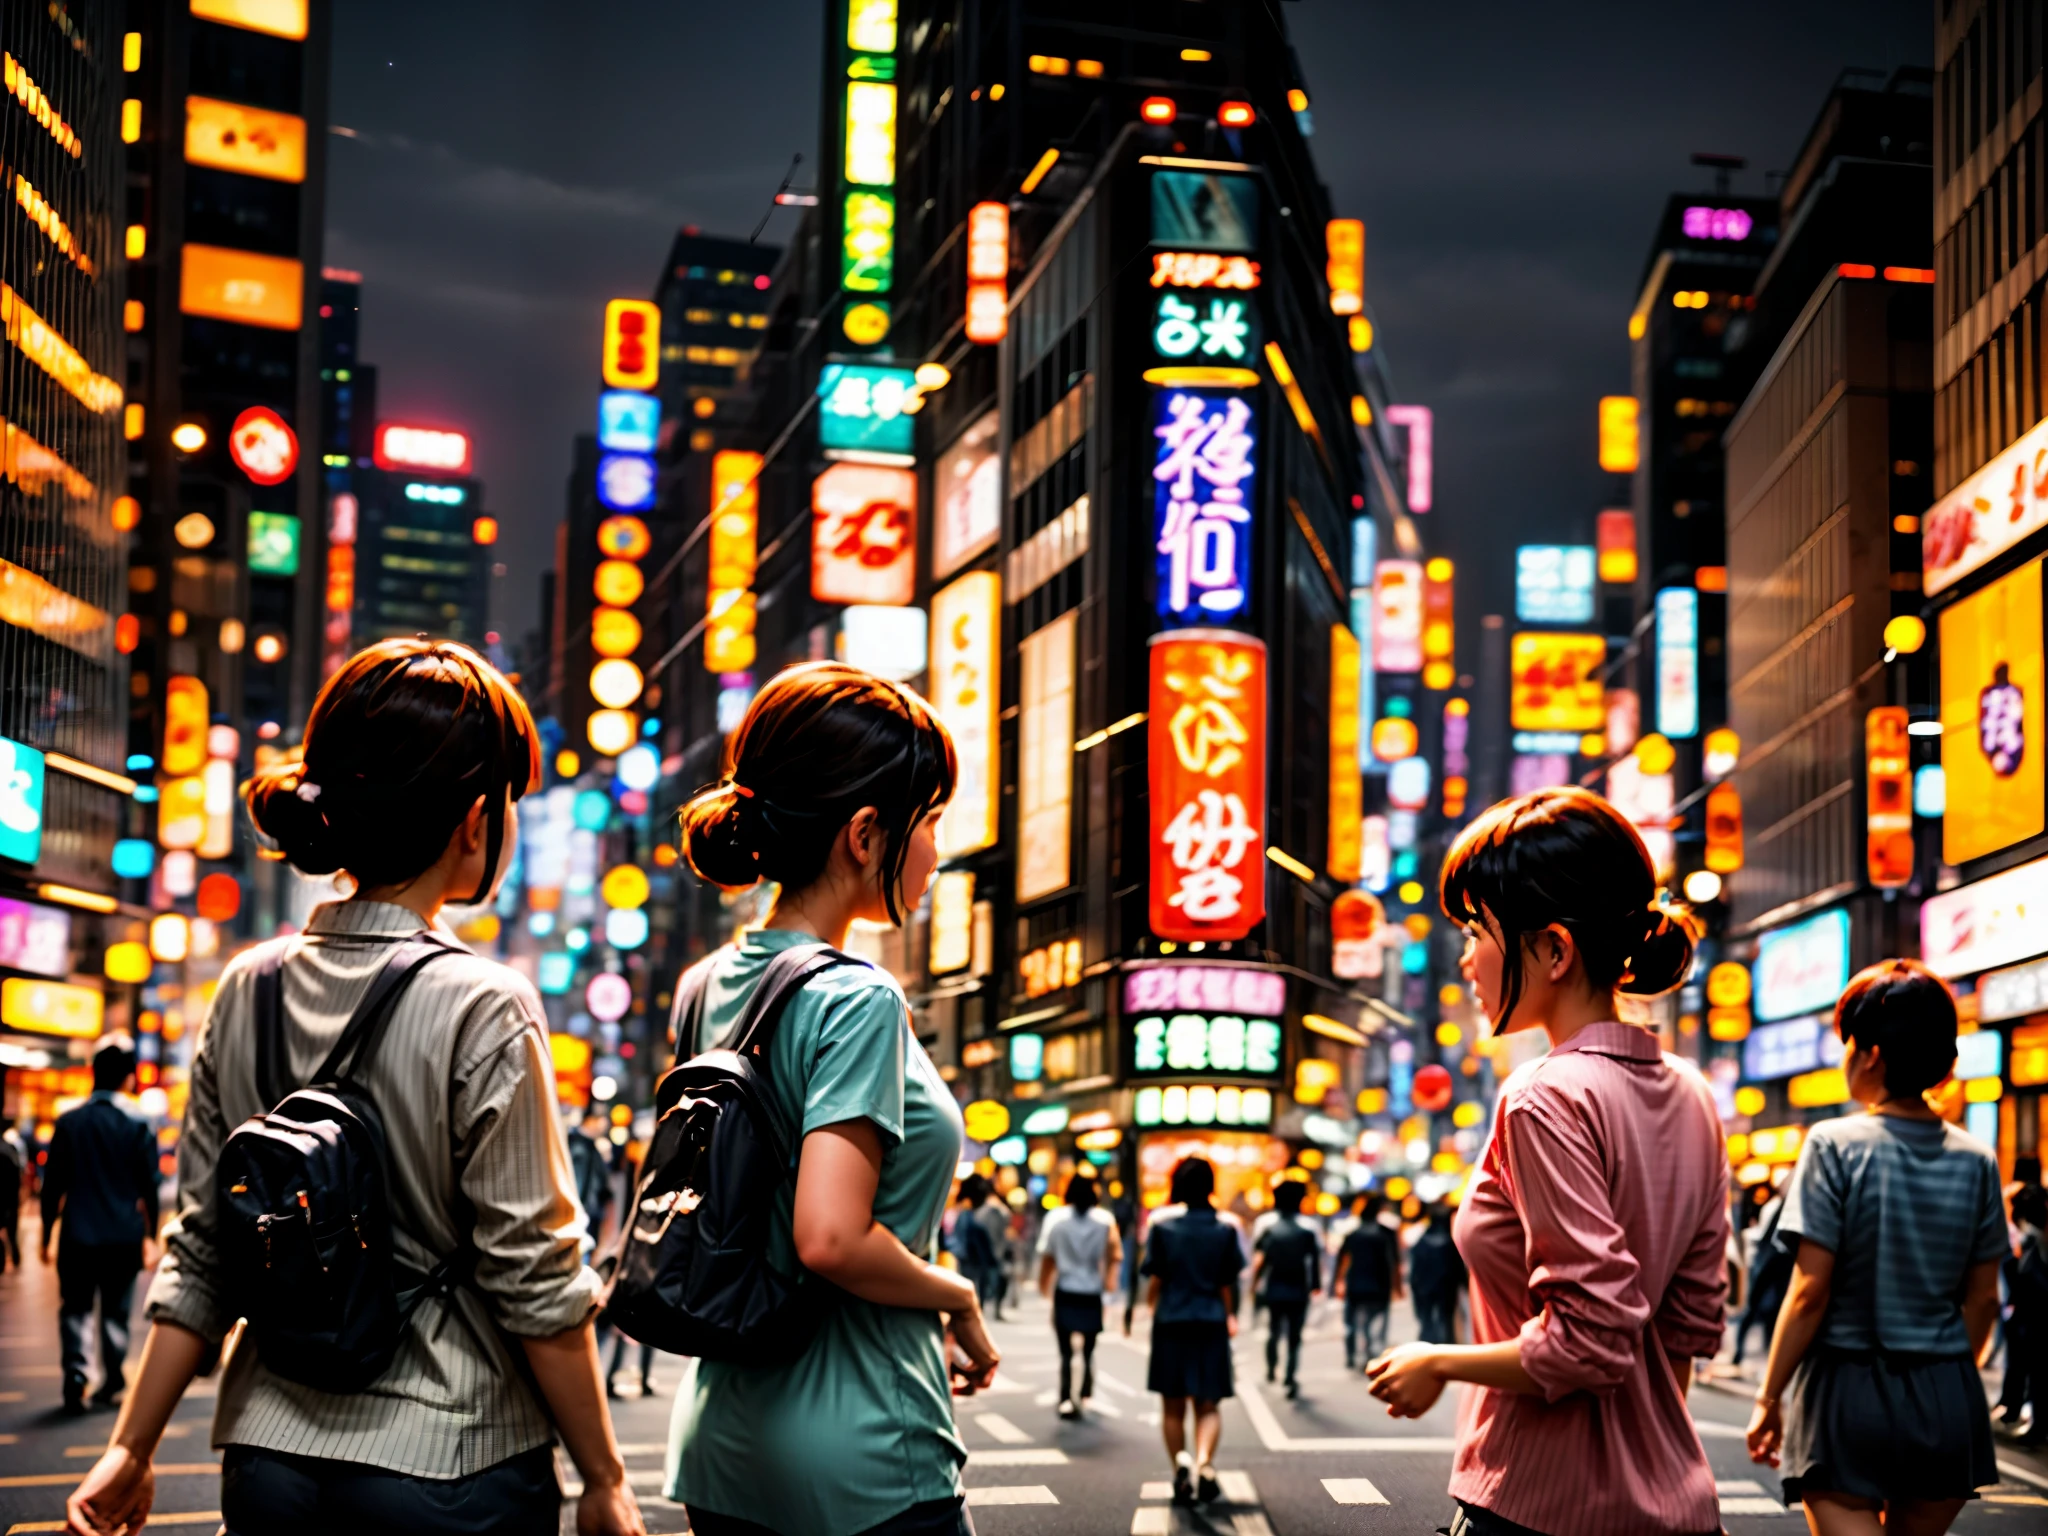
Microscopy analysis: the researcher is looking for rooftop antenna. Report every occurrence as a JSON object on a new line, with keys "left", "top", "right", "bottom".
{"left": 1691, "top": 152, "right": 1746, "bottom": 197}
{"left": 750, "top": 153, "right": 816, "bottom": 243}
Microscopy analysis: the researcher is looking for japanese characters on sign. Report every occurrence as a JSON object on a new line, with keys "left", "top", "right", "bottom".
{"left": 1939, "top": 556, "right": 2045, "bottom": 864}
{"left": 931, "top": 571, "right": 999, "bottom": 856}
{"left": 811, "top": 462, "right": 917, "bottom": 605}
{"left": 1124, "top": 964, "right": 1287, "bottom": 1017}
{"left": 1152, "top": 389, "right": 1257, "bottom": 623}
{"left": 1152, "top": 292, "right": 1259, "bottom": 363}
{"left": 1655, "top": 587, "right": 1699, "bottom": 738}
{"left": 934, "top": 411, "right": 1001, "bottom": 578}
{"left": 1149, "top": 630, "right": 1267, "bottom": 942}
{"left": 1515, "top": 545, "right": 1596, "bottom": 624}
{"left": 706, "top": 451, "right": 762, "bottom": 673}
{"left": 1923, "top": 413, "right": 2048, "bottom": 596}
{"left": 817, "top": 363, "right": 917, "bottom": 459}
{"left": 1130, "top": 1012, "right": 1284, "bottom": 1079}
{"left": 1150, "top": 251, "right": 1261, "bottom": 289}
{"left": 1510, "top": 632, "right": 1607, "bottom": 731}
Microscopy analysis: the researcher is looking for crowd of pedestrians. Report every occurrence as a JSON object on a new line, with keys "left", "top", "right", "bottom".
{"left": 21, "top": 651, "right": 2048, "bottom": 1536}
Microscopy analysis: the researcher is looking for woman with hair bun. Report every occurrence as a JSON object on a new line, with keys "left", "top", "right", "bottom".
{"left": 1746, "top": 960, "right": 2006, "bottom": 1535}
{"left": 1366, "top": 786, "right": 1729, "bottom": 1536}
{"left": 662, "top": 662, "right": 997, "bottom": 1536}
{"left": 65, "top": 639, "right": 643, "bottom": 1536}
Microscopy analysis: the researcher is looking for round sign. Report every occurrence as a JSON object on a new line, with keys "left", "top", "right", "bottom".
{"left": 616, "top": 743, "right": 660, "bottom": 793}
{"left": 228, "top": 406, "right": 299, "bottom": 486}
{"left": 1331, "top": 889, "right": 1384, "bottom": 941}
{"left": 1412, "top": 1062, "right": 1455, "bottom": 1113}
{"left": 962, "top": 1100, "right": 1010, "bottom": 1143}
{"left": 585, "top": 972, "right": 633, "bottom": 1023}
{"left": 596, "top": 514, "right": 653, "bottom": 561}
{"left": 604, "top": 907, "right": 649, "bottom": 950}
{"left": 600, "top": 864, "right": 650, "bottom": 910}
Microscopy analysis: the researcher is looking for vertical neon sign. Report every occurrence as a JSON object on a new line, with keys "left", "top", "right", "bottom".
{"left": 1152, "top": 389, "right": 1257, "bottom": 622}
{"left": 840, "top": 2, "right": 898, "bottom": 345}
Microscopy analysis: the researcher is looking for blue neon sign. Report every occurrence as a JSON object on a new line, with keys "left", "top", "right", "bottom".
{"left": 597, "top": 390, "right": 661, "bottom": 453}
{"left": 0, "top": 736, "right": 46, "bottom": 866}
{"left": 1152, "top": 388, "right": 1256, "bottom": 623}
{"left": 597, "top": 451, "right": 657, "bottom": 511}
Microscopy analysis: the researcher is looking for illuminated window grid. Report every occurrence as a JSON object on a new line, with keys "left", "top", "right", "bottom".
{"left": 1017, "top": 612, "right": 1076, "bottom": 901}
{"left": 0, "top": 20, "right": 127, "bottom": 885}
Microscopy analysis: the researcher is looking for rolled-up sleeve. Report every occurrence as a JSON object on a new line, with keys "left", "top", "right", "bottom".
{"left": 144, "top": 978, "right": 240, "bottom": 1343}
{"left": 1654, "top": 1179, "right": 1730, "bottom": 1365}
{"left": 1497, "top": 1094, "right": 1651, "bottom": 1401}
{"left": 451, "top": 1006, "right": 603, "bottom": 1338}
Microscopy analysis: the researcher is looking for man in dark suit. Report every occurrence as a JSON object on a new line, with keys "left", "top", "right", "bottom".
{"left": 40, "top": 1036, "right": 158, "bottom": 1412}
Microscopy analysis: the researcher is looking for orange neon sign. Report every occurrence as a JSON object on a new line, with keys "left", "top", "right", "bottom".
{"left": 1150, "top": 252, "right": 1261, "bottom": 290}
{"left": 601, "top": 299, "right": 660, "bottom": 391}
{"left": 1149, "top": 630, "right": 1266, "bottom": 942}
{"left": 1328, "top": 625, "right": 1361, "bottom": 881}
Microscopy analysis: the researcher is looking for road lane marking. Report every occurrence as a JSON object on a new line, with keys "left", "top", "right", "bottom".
{"left": 1094, "top": 1371, "right": 1141, "bottom": 1397}
{"left": 2000, "top": 1459, "right": 2048, "bottom": 1491}
{"left": 1715, "top": 1480, "right": 1767, "bottom": 1496}
{"left": 967, "top": 1448, "right": 1069, "bottom": 1467}
{"left": 1323, "top": 1477, "right": 1388, "bottom": 1504}
{"left": 0, "top": 1466, "right": 217, "bottom": 1488}
{"left": 1987, "top": 1493, "right": 2048, "bottom": 1505}
{"left": 1131, "top": 1511, "right": 1171, "bottom": 1535}
{"left": 1218, "top": 1471, "right": 1258, "bottom": 1504}
{"left": 1236, "top": 1378, "right": 1455, "bottom": 1453}
{"left": 975, "top": 1412, "right": 1033, "bottom": 1444}
{"left": 1139, "top": 1482, "right": 1173, "bottom": 1500}
{"left": 8, "top": 1516, "right": 221, "bottom": 1534}
{"left": 1230, "top": 1515, "right": 1275, "bottom": 1536}
{"left": 1719, "top": 1497, "right": 1796, "bottom": 1516}
{"left": 966, "top": 1485, "right": 1057, "bottom": 1506}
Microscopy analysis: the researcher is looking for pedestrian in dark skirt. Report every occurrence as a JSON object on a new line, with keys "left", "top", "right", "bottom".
{"left": 1036, "top": 1169, "right": 1121, "bottom": 1419}
{"left": 1142, "top": 1157, "right": 1244, "bottom": 1506}
{"left": 1747, "top": 960, "right": 2008, "bottom": 1534}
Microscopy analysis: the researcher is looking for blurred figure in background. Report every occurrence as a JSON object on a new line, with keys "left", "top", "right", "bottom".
{"left": 1731, "top": 1182, "right": 1791, "bottom": 1373}
{"left": 2005, "top": 1183, "right": 2048, "bottom": 1446}
{"left": 40, "top": 1035, "right": 157, "bottom": 1412}
{"left": 951, "top": 1174, "right": 1002, "bottom": 1314}
{"left": 1335, "top": 1193, "right": 1402, "bottom": 1370}
{"left": 1037, "top": 1168, "right": 1120, "bottom": 1419}
{"left": 1251, "top": 1180, "right": 1321, "bottom": 1397}
{"left": 0, "top": 1117, "right": 23, "bottom": 1273}
{"left": 1142, "top": 1156, "right": 1243, "bottom": 1507}
{"left": 570, "top": 1107, "right": 617, "bottom": 1254}
{"left": 1997, "top": 1158, "right": 2044, "bottom": 1432}
{"left": 973, "top": 1178, "right": 1016, "bottom": 1320}
{"left": 1407, "top": 1203, "right": 1465, "bottom": 1346}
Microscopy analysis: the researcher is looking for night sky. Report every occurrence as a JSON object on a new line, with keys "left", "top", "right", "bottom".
{"left": 324, "top": 0, "right": 1932, "bottom": 650}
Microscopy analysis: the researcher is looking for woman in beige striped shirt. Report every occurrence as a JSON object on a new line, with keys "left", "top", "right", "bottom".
{"left": 65, "top": 640, "right": 643, "bottom": 1536}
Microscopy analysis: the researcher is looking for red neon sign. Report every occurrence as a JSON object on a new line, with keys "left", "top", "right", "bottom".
{"left": 1149, "top": 630, "right": 1266, "bottom": 942}
{"left": 228, "top": 406, "right": 298, "bottom": 486}
{"left": 374, "top": 423, "right": 472, "bottom": 475}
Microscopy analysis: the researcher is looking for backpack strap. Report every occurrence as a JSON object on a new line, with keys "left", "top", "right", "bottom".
{"left": 668, "top": 949, "right": 725, "bottom": 1063}
{"left": 725, "top": 944, "right": 868, "bottom": 1064}
{"left": 250, "top": 942, "right": 290, "bottom": 1108}
{"left": 313, "top": 933, "right": 460, "bottom": 1086}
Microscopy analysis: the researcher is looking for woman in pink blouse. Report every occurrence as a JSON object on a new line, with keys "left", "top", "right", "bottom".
{"left": 1367, "top": 788, "right": 1730, "bottom": 1536}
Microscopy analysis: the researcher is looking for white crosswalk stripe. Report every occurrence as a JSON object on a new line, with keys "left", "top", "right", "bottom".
{"left": 967, "top": 1448, "right": 1070, "bottom": 1467}
{"left": 967, "top": 1485, "right": 1059, "bottom": 1506}
{"left": 975, "top": 1413, "right": 1034, "bottom": 1444}
{"left": 1323, "top": 1476, "right": 1389, "bottom": 1505}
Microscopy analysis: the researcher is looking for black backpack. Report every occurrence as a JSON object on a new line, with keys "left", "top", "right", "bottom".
{"left": 599, "top": 942, "right": 863, "bottom": 1365}
{"left": 216, "top": 933, "right": 465, "bottom": 1393}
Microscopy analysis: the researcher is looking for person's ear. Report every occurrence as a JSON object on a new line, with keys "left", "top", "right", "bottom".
{"left": 1538, "top": 924, "right": 1575, "bottom": 982}
{"left": 845, "top": 806, "right": 881, "bottom": 870}
{"left": 462, "top": 795, "right": 488, "bottom": 855}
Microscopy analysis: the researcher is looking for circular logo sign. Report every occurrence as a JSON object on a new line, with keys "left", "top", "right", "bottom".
{"left": 585, "top": 972, "right": 633, "bottom": 1023}
{"left": 228, "top": 406, "right": 298, "bottom": 486}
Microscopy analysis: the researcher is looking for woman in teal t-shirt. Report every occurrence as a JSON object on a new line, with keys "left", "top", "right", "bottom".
{"left": 661, "top": 663, "right": 998, "bottom": 1536}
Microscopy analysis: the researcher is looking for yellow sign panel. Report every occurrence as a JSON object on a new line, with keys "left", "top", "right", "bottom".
{"left": 179, "top": 244, "right": 303, "bottom": 330}
{"left": 1328, "top": 624, "right": 1362, "bottom": 881}
{"left": 185, "top": 96, "right": 306, "bottom": 182}
{"left": 601, "top": 299, "right": 660, "bottom": 391}
{"left": 1510, "top": 632, "right": 1607, "bottom": 732}
{"left": 1941, "top": 556, "right": 2045, "bottom": 864}
{"left": 1, "top": 976, "right": 103, "bottom": 1039}
{"left": 190, "top": 0, "right": 308, "bottom": 40}
{"left": 929, "top": 869, "right": 974, "bottom": 975}
{"left": 932, "top": 571, "right": 1000, "bottom": 858}
{"left": 962, "top": 1099, "right": 1009, "bottom": 1143}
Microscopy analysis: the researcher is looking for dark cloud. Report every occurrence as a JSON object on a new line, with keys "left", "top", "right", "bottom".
{"left": 326, "top": 0, "right": 1929, "bottom": 644}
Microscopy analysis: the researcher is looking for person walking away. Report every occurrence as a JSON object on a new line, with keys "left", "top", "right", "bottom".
{"left": 1037, "top": 1169, "right": 1120, "bottom": 1418}
{"left": 1367, "top": 787, "right": 1729, "bottom": 1536}
{"left": 950, "top": 1176, "right": 1001, "bottom": 1312}
{"left": 1143, "top": 1156, "right": 1243, "bottom": 1507}
{"left": 2008, "top": 1185, "right": 2048, "bottom": 1446}
{"left": 570, "top": 1107, "right": 616, "bottom": 1252}
{"left": 1746, "top": 961, "right": 2010, "bottom": 1531}
{"left": 0, "top": 1119, "right": 23, "bottom": 1273}
{"left": 973, "top": 1183, "right": 1015, "bottom": 1321}
{"left": 1732, "top": 1186, "right": 1792, "bottom": 1373}
{"left": 1336, "top": 1194, "right": 1402, "bottom": 1369}
{"left": 63, "top": 639, "right": 643, "bottom": 1536}
{"left": 603, "top": 1137, "right": 660, "bottom": 1400}
{"left": 1407, "top": 1205, "right": 1464, "bottom": 1346}
{"left": 1252, "top": 1180, "right": 1320, "bottom": 1397}
{"left": 1998, "top": 1167, "right": 2044, "bottom": 1430}
{"left": 663, "top": 664, "right": 997, "bottom": 1535}
{"left": 40, "top": 1036, "right": 158, "bottom": 1412}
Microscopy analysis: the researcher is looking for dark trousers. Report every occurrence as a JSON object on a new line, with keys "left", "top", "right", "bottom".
{"left": 605, "top": 1326, "right": 653, "bottom": 1389}
{"left": 1344, "top": 1295, "right": 1390, "bottom": 1366}
{"left": 1414, "top": 1290, "right": 1456, "bottom": 1345}
{"left": 57, "top": 1240, "right": 141, "bottom": 1395}
{"left": 1265, "top": 1295, "right": 1307, "bottom": 1384}
{"left": 1055, "top": 1326, "right": 1097, "bottom": 1403}
{"left": 688, "top": 1496, "right": 974, "bottom": 1535}
{"left": 221, "top": 1444, "right": 559, "bottom": 1535}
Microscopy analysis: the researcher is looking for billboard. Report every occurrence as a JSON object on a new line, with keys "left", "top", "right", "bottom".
{"left": 1515, "top": 545, "right": 1596, "bottom": 624}
{"left": 1655, "top": 587, "right": 1699, "bottom": 738}
{"left": 1328, "top": 625, "right": 1362, "bottom": 881}
{"left": 600, "top": 299, "right": 660, "bottom": 391}
{"left": 185, "top": 96, "right": 306, "bottom": 182}
{"left": 1940, "top": 556, "right": 2045, "bottom": 864}
{"left": 1018, "top": 614, "right": 1076, "bottom": 899}
{"left": 811, "top": 463, "right": 916, "bottom": 605}
{"left": 934, "top": 411, "right": 1000, "bottom": 577}
{"left": 1149, "top": 631, "right": 1266, "bottom": 942}
{"left": 179, "top": 244, "right": 302, "bottom": 330}
{"left": 1373, "top": 560, "right": 1423, "bottom": 673}
{"left": 931, "top": 572, "right": 998, "bottom": 856}
{"left": 1921, "top": 851, "right": 2048, "bottom": 979}
{"left": 1150, "top": 171, "right": 1258, "bottom": 251}
{"left": 1510, "top": 632, "right": 1606, "bottom": 731}
{"left": 1753, "top": 908, "right": 1851, "bottom": 1022}
{"left": 1152, "top": 388, "right": 1256, "bottom": 623}
{"left": 818, "top": 364, "right": 916, "bottom": 458}
{"left": 1923, "top": 413, "right": 2048, "bottom": 596}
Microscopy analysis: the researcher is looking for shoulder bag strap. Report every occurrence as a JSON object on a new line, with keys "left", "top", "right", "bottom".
{"left": 667, "top": 949, "right": 725, "bottom": 1063}
{"left": 250, "top": 942, "right": 289, "bottom": 1108}
{"left": 726, "top": 944, "right": 868, "bottom": 1065}
{"left": 313, "top": 933, "right": 459, "bottom": 1085}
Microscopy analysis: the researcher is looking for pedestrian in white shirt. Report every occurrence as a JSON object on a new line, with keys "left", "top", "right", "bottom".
{"left": 1038, "top": 1170, "right": 1121, "bottom": 1419}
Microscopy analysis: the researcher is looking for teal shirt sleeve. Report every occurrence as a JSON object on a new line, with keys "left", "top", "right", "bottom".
{"left": 799, "top": 978, "right": 908, "bottom": 1145}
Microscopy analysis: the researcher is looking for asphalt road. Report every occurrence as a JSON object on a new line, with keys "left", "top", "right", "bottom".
{"left": 4, "top": 1246, "right": 2047, "bottom": 1534}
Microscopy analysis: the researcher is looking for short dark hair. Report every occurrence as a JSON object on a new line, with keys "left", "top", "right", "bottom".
{"left": 1834, "top": 959, "right": 1958, "bottom": 1099}
{"left": 92, "top": 1035, "right": 136, "bottom": 1091}
{"left": 1169, "top": 1156, "right": 1215, "bottom": 1207}
{"left": 2014, "top": 1184, "right": 2048, "bottom": 1229}
{"left": 1273, "top": 1180, "right": 1306, "bottom": 1215}
{"left": 1065, "top": 1169, "right": 1099, "bottom": 1210}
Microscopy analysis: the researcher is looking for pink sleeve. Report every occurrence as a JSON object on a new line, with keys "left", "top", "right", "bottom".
{"left": 1497, "top": 1093, "right": 1651, "bottom": 1401}
{"left": 1654, "top": 1114, "right": 1731, "bottom": 1364}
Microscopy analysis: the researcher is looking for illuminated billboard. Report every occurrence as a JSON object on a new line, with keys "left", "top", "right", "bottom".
{"left": 601, "top": 299, "right": 659, "bottom": 391}
{"left": 706, "top": 451, "right": 761, "bottom": 673}
{"left": 1151, "top": 171, "right": 1258, "bottom": 252}
{"left": 1510, "top": 632, "right": 1606, "bottom": 731}
{"left": 1655, "top": 587, "right": 1699, "bottom": 738}
{"left": 1152, "top": 388, "right": 1256, "bottom": 623}
{"left": 931, "top": 571, "right": 999, "bottom": 857}
{"left": 1328, "top": 625, "right": 1362, "bottom": 881}
{"left": 597, "top": 391, "right": 659, "bottom": 453}
{"left": 190, "top": 0, "right": 307, "bottom": 38}
{"left": 1922, "top": 852, "right": 2048, "bottom": 978}
{"left": 0, "top": 736, "right": 45, "bottom": 866}
{"left": 818, "top": 364, "right": 916, "bottom": 458}
{"left": 185, "top": 96, "right": 305, "bottom": 182}
{"left": 374, "top": 423, "right": 471, "bottom": 474}
{"left": 1373, "top": 560, "right": 1422, "bottom": 673}
{"left": 1149, "top": 631, "right": 1266, "bottom": 942}
{"left": 1515, "top": 545, "right": 1596, "bottom": 624}
{"left": 1152, "top": 292, "right": 1259, "bottom": 365}
{"left": 1385, "top": 404, "right": 1432, "bottom": 513}
{"left": 1924, "top": 413, "right": 2048, "bottom": 596}
{"left": 934, "top": 411, "right": 1000, "bottom": 577}
{"left": 1753, "top": 908, "right": 1850, "bottom": 1023}
{"left": 811, "top": 462, "right": 915, "bottom": 605}
{"left": 1018, "top": 614, "right": 1076, "bottom": 900}
{"left": 1940, "top": 556, "right": 2045, "bottom": 864}
{"left": 179, "top": 244, "right": 302, "bottom": 330}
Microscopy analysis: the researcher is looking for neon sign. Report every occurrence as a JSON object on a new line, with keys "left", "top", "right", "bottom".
{"left": 818, "top": 363, "right": 916, "bottom": 457}
{"left": 375, "top": 423, "right": 471, "bottom": 474}
{"left": 838, "top": 3, "right": 898, "bottom": 339}
{"left": 1126, "top": 965, "right": 1286, "bottom": 1017}
{"left": 1150, "top": 251, "right": 1260, "bottom": 289}
{"left": 597, "top": 391, "right": 660, "bottom": 453}
{"left": 596, "top": 451, "right": 656, "bottom": 512}
{"left": 1682, "top": 206, "right": 1754, "bottom": 241}
{"left": 1153, "top": 292, "right": 1257, "bottom": 362}
{"left": 1385, "top": 403, "right": 1432, "bottom": 512}
{"left": 229, "top": 406, "right": 298, "bottom": 486}
{"left": 811, "top": 462, "right": 916, "bottom": 605}
{"left": 1131, "top": 1013, "right": 1283, "bottom": 1077}
{"left": 1655, "top": 587, "right": 1699, "bottom": 739}
{"left": 1149, "top": 631, "right": 1267, "bottom": 942}
{"left": 1152, "top": 389, "right": 1256, "bottom": 623}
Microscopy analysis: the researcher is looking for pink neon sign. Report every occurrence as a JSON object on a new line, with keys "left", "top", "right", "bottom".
{"left": 1682, "top": 206, "right": 1753, "bottom": 242}
{"left": 1386, "top": 403, "right": 1433, "bottom": 513}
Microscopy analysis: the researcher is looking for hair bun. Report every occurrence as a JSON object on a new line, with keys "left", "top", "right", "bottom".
{"left": 244, "top": 758, "right": 344, "bottom": 876}
{"left": 1619, "top": 897, "right": 1698, "bottom": 996}
{"left": 678, "top": 781, "right": 768, "bottom": 889}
